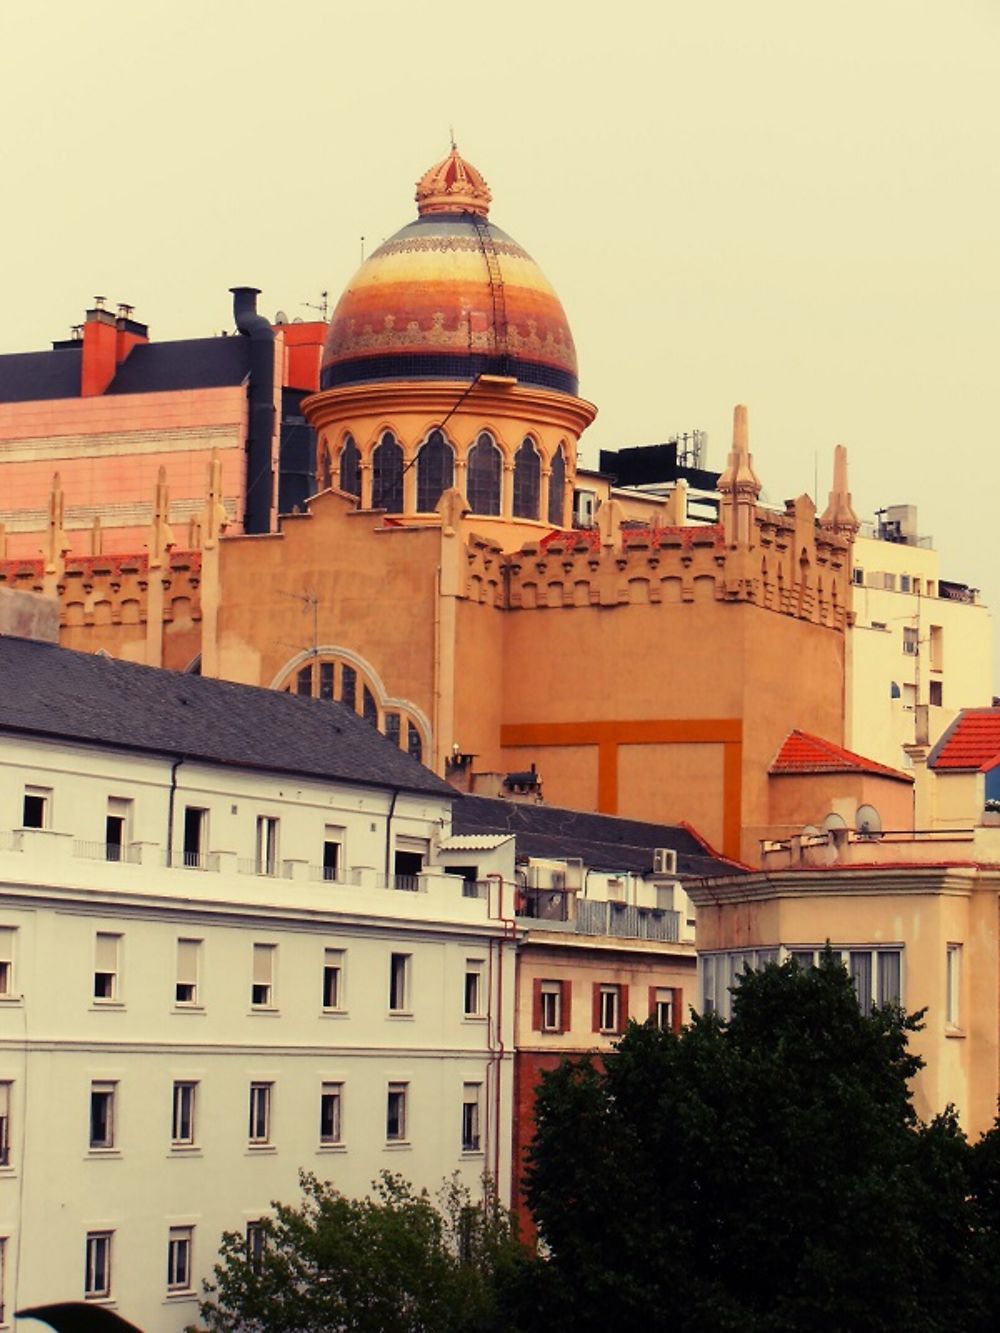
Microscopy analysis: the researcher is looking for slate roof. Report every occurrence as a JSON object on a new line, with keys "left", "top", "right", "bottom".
{"left": 0, "top": 338, "right": 251, "bottom": 403}
{"left": 929, "top": 710, "right": 1000, "bottom": 772}
{"left": 0, "top": 347, "right": 83, "bottom": 402}
{"left": 770, "top": 730, "right": 912, "bottom": 783}
{"left": 0, "top": 635, "right": 452, "bottom": 798}
{"left": 450, "top": 795, "right": 743, "bottom": 878}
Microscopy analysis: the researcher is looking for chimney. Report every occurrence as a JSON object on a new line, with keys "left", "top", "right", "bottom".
{"left": 80, "top": 297, "right": 149, "bottom": 396}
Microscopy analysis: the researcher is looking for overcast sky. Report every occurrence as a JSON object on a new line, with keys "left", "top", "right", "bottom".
{"left": 2, "top": 1, "right": 997, "bottom": 673}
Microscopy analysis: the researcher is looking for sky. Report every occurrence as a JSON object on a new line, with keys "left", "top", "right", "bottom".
{"left": 2, "top": 0, "right": 998, "bottom": 666}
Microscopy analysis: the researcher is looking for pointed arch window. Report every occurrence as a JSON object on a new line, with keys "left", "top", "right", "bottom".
{"left": 416, "top": 429, "right": 454, "bottom": 513}
{"left": 466, "top": 432, "right": 502, "bottom": 515}
{"left": 277, "top": 655, "right": 428, "bottom": 762}
{"left": 339, "top": 435, "right": 360, "bottom": 499}
{"left": 513, "top": 437, "right": 541, "bottom": 519}
{"left": 548, "top": 445, "right": 567, "bottom": 526}
{"left": 320, "top": 443, "right": 332, "bottom": 490}
{"left": 372, "top": 430, "right": 404, "bottom": 513}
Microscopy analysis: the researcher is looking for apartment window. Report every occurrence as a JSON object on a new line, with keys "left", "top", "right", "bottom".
{"left": 246, "top": 1221, "right": 267, "bottom": 1273}
{"left": 946, "top": 944, "right": 962, "bottom": 1028}
{"left": 594, "top": 982, "right": 626, "bottom": 1035}
{"left": 929, "top": 624, "right": 943, "bottom": 672}
{"left": 322, "top": 826, "right": 344, "bottom": 881}
{"left": 182, "top": 806, "right": 208, "bottom": 868}
{"left": 171, "top": 1082, "right": 197, "bottom": 1146}
{"left": 93, "top": 932, "right": 121, "bottom": 1002}
{"left": 248, "top": 1083, "right": 272, "bottom": 1145}
{"left": 22, "top": 786, "right": 51, "bottom": 829}
{"left": 322, "top": 949, "right": 344, "bottom": 1010}
{"left": 461, "top": 1083, "right": 482, "bottom": 1152}
{"left": 0, "top": 927, "right": 14, "bottom": 997}
{"left": 701, "top": 949, "right": 780, "bottom": 1019}
{"left": 388, "top": 953, "right": 410, "bottom": 1013}
{"left": 85, "top": 1231, "right": 112, "bottom": 1299}
{"left": 929, "top": 680, "right": 943, "bottom": 706}
{"left": 900, "top": 574, "right": 911, "bottom": 593}
{"left": 852, "top": 567, "right": 864, "bottom": 585}
{"left": 105, "top": 797, "right": 132, "bottom": 861}
{"left": 0, "top": 1083, "right": 10, "bottom": 1167}
{"left": 320, "top": 1083, "right": 343, "bottom": 1145}
{"left": 902, "top": 625, "right": 919, "bottom": 656}
{"left": 386, "top": 1082, "right": 408, "bottom": 1141}
{"left": 167, "top": 1226, "right": 193, "bottom": 1292}
{"left": 89, "top": 1082, "right": 116, "bottom": 1150}
{"left": 255, "top": 816, "right": 279, "bottom": 876}
{"left": 650, "top": 986, "right": 677, "bottom": 1033}
{"left": 754, "top": 946, "right": 902, "bottom": 1018}
{"left": 175, "top": 938, "right": 201, "bottom": 1005}
{"left": 535, "top": 979, "right": 570, "bottom": 1034}
{"left": 464, "top": 960, "right": 484, "bottom": 1017}
{"left": 251, "top": 944, "right": 276, "bottom": 1008}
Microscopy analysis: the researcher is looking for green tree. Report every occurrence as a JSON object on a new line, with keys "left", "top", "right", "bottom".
{"left": 523, "top": 951, "right": 1000, "bottom": 1332}
{"left": 191, "top": 1171, "right": 522, "bottom": 1333}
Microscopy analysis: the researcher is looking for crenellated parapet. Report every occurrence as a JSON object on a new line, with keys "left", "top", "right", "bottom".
{"left": 57, "top": 551, "right": 202, "bottom": 631}
{"left": 464, "top": 532, "right": 505, "bottom": 607}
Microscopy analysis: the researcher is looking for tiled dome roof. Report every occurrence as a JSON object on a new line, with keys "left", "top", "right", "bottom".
{"left": 320, "top": 149, "right": 578, "bottom": 396}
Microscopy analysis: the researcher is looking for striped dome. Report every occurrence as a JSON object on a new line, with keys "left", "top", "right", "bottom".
{"left": 321, "top": 150, "right": 578, "bottom": 396}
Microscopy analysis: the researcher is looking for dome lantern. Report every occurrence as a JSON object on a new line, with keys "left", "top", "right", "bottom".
{"left": 415, "top": 146, "right": 492, "bottom": 218}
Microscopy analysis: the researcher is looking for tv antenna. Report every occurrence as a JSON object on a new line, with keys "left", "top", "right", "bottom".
{"left": 302, "top": 291, "right": 329, "bottom": 321}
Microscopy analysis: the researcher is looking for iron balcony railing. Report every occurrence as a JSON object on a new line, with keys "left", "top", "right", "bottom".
{"left": 73, "top": 840, "right": 141, "bottom": 864}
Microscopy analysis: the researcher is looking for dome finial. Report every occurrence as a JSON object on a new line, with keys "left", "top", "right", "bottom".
{"left": 416, "top": 147, "right": 491, "bottom": 217}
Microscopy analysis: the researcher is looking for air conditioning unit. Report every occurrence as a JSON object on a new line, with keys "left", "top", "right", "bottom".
{"left": 607, "top": 876, "right": 626, "bottom": 901}
{"left": 653, "top": 847, "right": 677, "bottom": 876}
{"left": 527, "top": 858, "right": 571, "bottom": 890}
{"left": 573, "top": 490, "right": 596, "bottom": 529}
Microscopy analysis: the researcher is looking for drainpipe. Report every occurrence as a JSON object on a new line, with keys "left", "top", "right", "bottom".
{"left": 384, "top": 788, "right": 400, "bottom": 882}
{"left": 166, "top": 756, "right": 185, "bottom": 865}
{"left": 231, "top": 287, "right": 276, "bottom": 535}
{"left": 486, "top": 872, "right": 515, "bottom": 1190}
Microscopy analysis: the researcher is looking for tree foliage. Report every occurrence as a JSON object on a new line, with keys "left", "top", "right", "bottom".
{"left": 191, "top": 1171, "right": 522, "bottom": 1333}
{"left": 523, "top": 951, "right": 1000, "bottom": 1332}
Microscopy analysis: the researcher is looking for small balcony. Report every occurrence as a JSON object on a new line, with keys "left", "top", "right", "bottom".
{"left": 73, "top": 840, "right": 142, "bottom": 865}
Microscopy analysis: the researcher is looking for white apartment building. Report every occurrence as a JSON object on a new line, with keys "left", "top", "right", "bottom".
{"left": 0, "top": 635, "right": 514, "bottom": 1331}
{"left": 848, "top": 505, "right": 993, "bottom": 774}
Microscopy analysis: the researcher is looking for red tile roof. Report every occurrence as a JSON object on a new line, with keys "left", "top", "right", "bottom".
{"left": 770, "top": 730, "right": 913, "bottom": 783}
{"left": 929, "top": 710, "right": 1000, "bottom": 771}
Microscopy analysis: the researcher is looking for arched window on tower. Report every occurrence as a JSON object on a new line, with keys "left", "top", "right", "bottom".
{"left": 513, "top": 437, "right": 541, "bottom": 519}
{"left": 466, "top": 432, "right": 502, "bottom": 515}
{"left": 339, "top": 435, "right": 360, "bottom": 499}
{"left": 416, "top": 429, "right": 454, "bottom": 512}
{"left": 548, "top": 444, "right": 567, "bottom": 526}
{"left": 320, "top": 443, "right": 332, "bottom": 490}
{"left": 372, "top": 430, "right": 404, "bottom": 513}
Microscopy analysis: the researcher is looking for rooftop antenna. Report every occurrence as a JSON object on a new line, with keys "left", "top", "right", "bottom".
{"left": 302, "top": 291, "right": 329, "bottom": 321}
{"left": 449, "top": 124, "right": 456, "bottom": 150}
{"left": 360, "top": 235, "right": 365, "bottom": 263}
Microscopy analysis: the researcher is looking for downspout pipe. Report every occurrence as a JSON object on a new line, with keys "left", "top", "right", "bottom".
{"left": 166, "top": 756, "right": 185, "bottom": 865}
{"left": 231, "top": 287, "right": 276, "bottom": 535}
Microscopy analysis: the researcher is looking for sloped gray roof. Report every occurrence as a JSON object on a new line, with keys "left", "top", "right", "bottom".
{"left": 0, "top": 635, "right": 452, "bottom": 798}
{"left": 451, "top": 795, "right": 743, "bottom": 878}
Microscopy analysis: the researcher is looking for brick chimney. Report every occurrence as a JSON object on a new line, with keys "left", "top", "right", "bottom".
{"left": 80, "top": 297, "right": 149, "bottom": 396}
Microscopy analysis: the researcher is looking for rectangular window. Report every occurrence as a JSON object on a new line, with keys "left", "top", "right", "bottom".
{"left": 464, "top": 960, "right": 484, "bottom": 1017}
{"left": 322, "top": 826, "right": 344, "bottom": 882}
{"left": 900, "top": 574, "right": 911, "bottom": 593}
{"left": 852, "top": 567, "right": 864, "bottom": 585}
{"left": 319, "top": 661, "right": 335, "bottom": 700}
{"left": 461, "top": 1083, "right": 481, "bottom": 1151}
{"left": 538, "top": 980, "right": 565, "bottom": 1033}
{"left": 0, "top": 1082, "right": 11, "bottom": 1167}
{"left": 386, "top": 1082, "right": 408, "bottom": 1141}
{"left": 105, "top": 797, "right": 132, "bottom": 862}
{"left": 22, "top": 786, "right": 52, "bottom": 830}
{"left": 85, "top": 1231, "right": 112, "bottom": 1299}
{"left": 175, "top": 938, "right": 201, "bottom": 1005}
{"left": 255, "top": 816, "right": 279, "bottom": 876}
{"left": 182, "top": 806, "right": 208, "bottom": 868}
{"left": 171, "top": 1081, "right": 197, "bottom": 1146}
{"left": 650, "top": 986, "right": 675, "bottom": 1032}
{"left": 388, "top": 953, "right": 410, "bottom": 1013}
{"left": 929, "top": 624, "right": 943, "bottom": 672}
{"left": 246, "top": 1221, "right": 267, "bottom": 1273}
{"left": 929, "top": 679, "right": 943, "bottom": 706}
{"left": 903, "top": 625, "right": 919, "bottom": 656}
{"left": 0, "top": 927, "right": 14, "bottom": 997}
{"left": 322, "top": 949, "right": 344, "bottom": 1010}
{"left": 93, "top": 932, "right": 121, "bottom": 1002}
{"left": 320, "top": 1082, "right": 343, "bottom": 1145}
{"left": 248, "top": 1083, "right": 272, "bottom": 1145}
{"left": 167, "top": 1225, "right": 193, "bottom": 1292}
{"left": 0, "top": 1236, "right": 6, "bottom": 1322}
{"left": 251, "top": 944, "right": 276, "bottom": 1008}
{"left": 595, "top": 983, "right": 624, "bottom": 1034}
{"left": 946, "top": 944, "right": 961, "bottom": 1028}
{"left": 89, "top": 1081, "right": 116, "bottom": 1150}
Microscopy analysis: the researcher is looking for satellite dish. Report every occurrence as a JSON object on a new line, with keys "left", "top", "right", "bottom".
{"left": 800, "top": 824, "right": 821, "bottom": 838}
{"left": 274, "top": 310, "right": 289, "bottom": 325}
{"left": 821, "top": 812, "right": 847, "bottom": 833}
{"left": 856, "top": 804, "right": 883, "bottom": 838}
{"left": 292, "top": 316, "right": 304, "bottom": 323}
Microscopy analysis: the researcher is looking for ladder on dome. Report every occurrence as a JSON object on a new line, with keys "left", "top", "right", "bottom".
{"left": 471, "top": 215, "right": 510, "bottom": 376}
